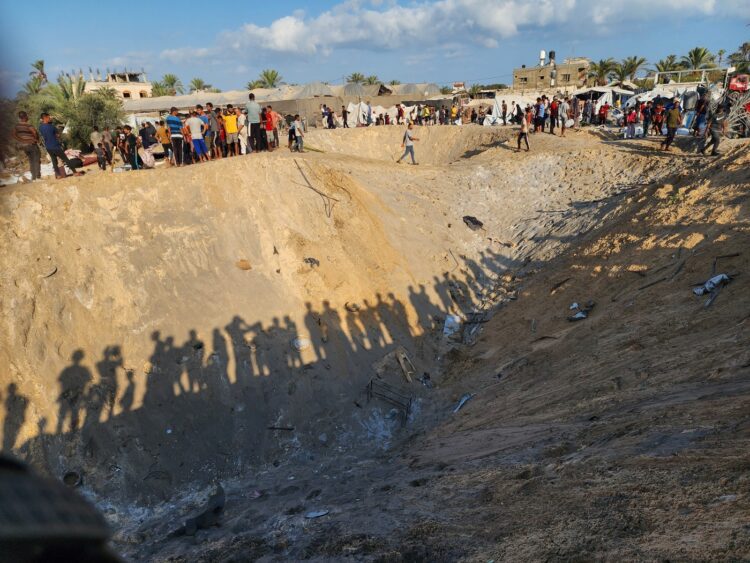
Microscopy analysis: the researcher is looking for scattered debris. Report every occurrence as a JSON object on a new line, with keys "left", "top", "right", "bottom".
{"left": 267, "top": 426, "right": 295, "bottom": 431}
{"left": 304, "top": 509, "right": 329, "bottom": 519}
{"left": 366, "top": 379, "right": 412, "bottom": 426}
{"left": 462, "top": 215, "right": 484, "bottom": 231}
{"left": 273, "top": 246, "right": 279, "bottom": 255}
{"left": 418, "top": 373, "right": 433, "bottom": 388}
{"left": 291, "top": 337, "right": 312, "bottom": 351}
{"left": 567, "top": 300, "right": 595, "bottom": 322}
{"left": 550, "top": 277, "right": 571, "bottom": 295}
{"left": 235, "top": 259, "right": 252, "bottom": 271}
{"left": 40, "top": 266, "right": 58, "bottom": 278}
{"left": 712, "top": 253, "right": 740, "bottom": 275}
{"left": 443, "top": 314, "right": 462, "bottom": 337}
{"left": 248, "top": 489, "right": 264, "bottom": 499}
{"left": 345, "top": 302, "right": 360, "bottom": 312}
{"left": 303, "top": 257, "right": 320, "bottom": 268}
{"left": 693, "top": 274, "right": 731, "bottom": 296}
{"left": 171, "top": 484, "right": 225, "bottom": 537}
{"left": 395, "top": 347, "right": 415, "bottom": 383}
{"left": 453, "top": 393, "right": 474, "bottom": 413}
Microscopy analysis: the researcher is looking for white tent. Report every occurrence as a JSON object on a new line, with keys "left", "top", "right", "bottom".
{"left": 483, "top": 94, "right": 539, "bottom": 126}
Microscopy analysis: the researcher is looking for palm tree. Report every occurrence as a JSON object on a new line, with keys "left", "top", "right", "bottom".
{"left": 29, "top": 60, "right": 48, "bottom": 84}
{"left": 729, "top": 42, "right": 750, "bottom": 73}
{"left": 246, "top": 80, "right": 263, "bottom": 90}
{"left": 20, "top": 75, "right": 44, "bottom": 97}
{"left": 439, "top": 86, "right": 453, "bottom": 95}
{"left": 588, "top": 58, "right": 616, "bottom": 86}
{"left": 258, "top": 69, "right": 282, "bottom": 88}
{"left": 160, "top": 74, "right": 184, "bottom": 95}
{"left": 469, "top": 84, "right": 482, "bottom": 96}
{"left": 189, "top": 77, "right": 211, "bottom": 92}
{"left": 389, "top": 79, "right": 401, "bottom": 85}
{"left": 653, "top": 55, "right": 680, "bottom": 73}
{"left": 347, "top": 72, "right": 365, "bottom": 84}
{"left": 610, "top": 63, "right": 629, "bottom": 84}
{"left": 717, "top": 49, "right": 726, "bottom": 67}
{"left": 364, "top": 75, "right": 380, "bottom": 85}
{"left": 151, "top": 81, "right": 170, "bottom": 97}
{"left": 621, "top": 56, "right": 648, "bottom": 81}
{"left": 681, "top": 47, "right": 715, "bottom": 69}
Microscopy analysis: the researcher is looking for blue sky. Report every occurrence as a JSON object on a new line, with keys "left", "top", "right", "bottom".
{"left": 1, "top": 0, "right": 747, "bottom": 96}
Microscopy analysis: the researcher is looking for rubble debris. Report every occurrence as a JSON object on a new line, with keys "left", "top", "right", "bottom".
{"left": 395, "top": 347, "right": 415, "bottom": 383}
{"left": 292, "top": 337, "right": 312, "bottom": 351}
{"left": 567, "top": 300, "right": 595, "bottom": 322}
{"left": 303, "top": 257, "right": 320, "bottom": 268}
{"left": 40, "top": 266, "right": 58, "bottom": 278}
{"left": 693, "top": 274, "right": 731, "bottom": 296}
{"left": 453, "top": 393, "right": 474, "bottom": 413}
{"left": 267, "top": 426, "right": 295, "bottom": 431}
{"left": 345, "top": 302, "right": 360, "bottom": 312}
{"left": 443, "top": 314, "right": 462, "bottom": 337}
{"left": 462, "top": 215, "right": 484, "bottom": 231}
{"left": 235, "top": 259, "right": 252, "bottom": 271}
{"left": 171, "top": 483, "right": 225, "bottom": 537}
{"left": 418, "top": 373, "right": 433, "bottom": 388}
{"left": 62, "top": 470, "right": 82, "bottom": 488}
{"left": 304, "top": 509, "right": 329, "bottom": 519}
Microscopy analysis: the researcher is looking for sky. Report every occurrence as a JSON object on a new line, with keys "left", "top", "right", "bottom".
{"left": 1, "top": 0, "right": 748, "bottom": 97}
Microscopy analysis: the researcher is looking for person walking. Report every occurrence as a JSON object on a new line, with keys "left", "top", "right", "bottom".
{"left": 516, "top": 107, "right": 531, "bottom": 152}
{"left": 501, "top": 100, "right": 508, "bottom": 125}
{"left": 245, "top": 93, "right": 262, "bottom": 153}
{"left": 396, "top": 122, "right": 419, "bottom": 165}
{"left": 660, "top": 100, "right": 682, "bottom": 152}
{"left": 39, "top": 113, "right": 81, "bottom": 178}
{"left": 342, "top": 105, "right": 349, "bottom": 128}
{"left": 90, "top": 126, "right": 103, "bottom": 152}
{"left": 13, "top": 111, "right": 41, "bottom": 180}
{"left": 699, "top": 106, "right": 727, "bottom": 156}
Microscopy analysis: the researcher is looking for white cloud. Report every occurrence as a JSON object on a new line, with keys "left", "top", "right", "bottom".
{"left": 159, "top": 0, "right": 750, "bottom": 61}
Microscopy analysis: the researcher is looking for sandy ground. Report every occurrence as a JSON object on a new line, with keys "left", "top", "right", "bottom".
{"left": 1, "top": 124, "right": 749, "bottom": 560}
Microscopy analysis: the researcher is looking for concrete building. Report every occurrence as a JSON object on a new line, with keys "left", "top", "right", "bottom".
{"left": 85, "top": 71, "right": 152, "bottom": 100}
{"left": 513, "top": 52, "right": 590, "bottom": 90}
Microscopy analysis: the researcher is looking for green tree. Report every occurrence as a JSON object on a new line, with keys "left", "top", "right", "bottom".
{"left": 29, "top": 60, "right": 48, "bottom": 84}
{"left": 364, "top": 75, "right": 380, "bottom": 85}
{"left": 388, "top": 79, "right": 401, "bottom": 85}
{"left": 681, "top": 47, "right": 715, "bottom": 69}
{"left": 246, "top": 80, "right": 263, "bottom": 90}
{"left": 160, "top": 74, "right": 184, "bottom": 95}
{"left": 189, "top": 77, "right": 211, "bottom": 92}
{"left": 729, "top": 42, "right": 750, "bottom": 73}
{"left": 64, "top": 89, "right": 124, "bottom": 149}
{"left": 588, "top": 58, "right": 616, "bottom": 86}
{"left": 621, "top": 56, "right": 648, "bottom": 81}
{"left": 610, "top": 63, "right": 629, "bottom": 84}
{"left": 653, "top": 55, "right": 680, "bottom": 73}
{"left": 347, "top": 72, "right": 365, "bottom": 84}
{"left": 150, "top": 81, "right": 170, "bottom": 97}
{"left": 469, "top": 84, "right": 482, "bottom": 96}
{"left": 439, "top": 86, "right": 453, "bottom": 95}
{"left": 717, "top": 49, "right": 726, "bottom": 67}
{"left": 258, "top": 69, "right": 282, "bottom": 88}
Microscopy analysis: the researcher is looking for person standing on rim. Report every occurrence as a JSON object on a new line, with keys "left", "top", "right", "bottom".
{"left": 660, "top": 99, "right": 682, "bottom": 152}
{"left": 166, "top": 107, "right": 184, "bottom": 166}
{"left": 245, "top": 93, "right": 262, "bottom": 152}
{"left": 501, "top": 100, "right": 508, "bottom": 125}
{"left": 342, "top": 105, "right": 349, "bottom": 128}
{"left": 516, "top": 106, "right": 531, "bottom": 152}
{"left": 13, "top": 111, "right": 41, "bottom": 180}
{"left": 39, "top": 113, "right": 81, "bottom": 178}
{"left": 558, "top": 97, "right": 570, "bottom": 137}
{"left": 396, "top": 122, "right": 419, "bottom": 165}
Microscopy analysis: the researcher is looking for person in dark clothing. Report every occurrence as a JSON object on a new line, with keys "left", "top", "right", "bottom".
{"left": 641, "top": 101, "right": 653, "bottom": 138}
{"left": 699, "top": 108, "right": 727, "bottom": 156}
{"left": 123, "top": 125, "right": 142, "bottom": 169}
{"left": 342, "top": 106, "right": 349, "bottom": 128}
{"left": 39, "top": 113, "right": 80, "bottom": 178}
{"left": 94, "top": 143, "right": 107, "bottom": 170}
{"left": 12, "top": 111, "right": 41, "bottom": 180}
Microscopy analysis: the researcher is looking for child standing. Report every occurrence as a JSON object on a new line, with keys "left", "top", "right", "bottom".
{"left": 293, "top": 114, "right": 305, "bottom": 153}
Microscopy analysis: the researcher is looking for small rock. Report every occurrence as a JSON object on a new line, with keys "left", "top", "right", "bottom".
{"left": 235, "top": 259, "right": 252, "bottom": 270}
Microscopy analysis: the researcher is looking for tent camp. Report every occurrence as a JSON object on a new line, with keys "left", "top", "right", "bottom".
{"left": 572, "top": 86, "right": 634, "bottom": 112}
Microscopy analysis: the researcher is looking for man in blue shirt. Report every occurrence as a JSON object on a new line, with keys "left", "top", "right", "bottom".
{"left": 165, "top": 107, "right": 184, "bottom": 166}
{"left": 39, "top": 113, "right": 80, "bottom": 178}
